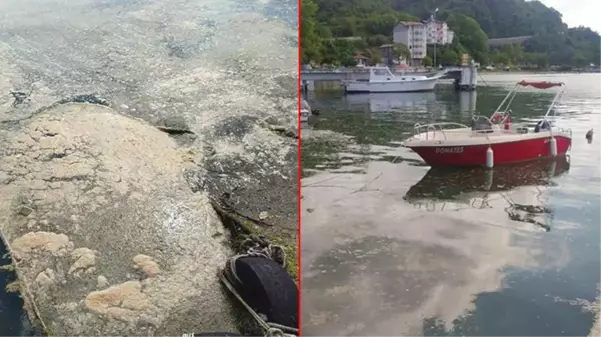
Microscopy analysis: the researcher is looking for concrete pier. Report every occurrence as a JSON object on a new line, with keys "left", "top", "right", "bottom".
{"left": 301, "top": 65, "right": 478, "bottom": 92}
{"left": 453, "top": 65, "right": 478, "bottom": 91}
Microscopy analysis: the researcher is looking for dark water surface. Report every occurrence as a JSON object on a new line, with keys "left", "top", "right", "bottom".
{"left": 0, "top": 239, "right": 40, "bottom": 336}
{"left": 301, "top": 73, "right": 600, "bottom": 336}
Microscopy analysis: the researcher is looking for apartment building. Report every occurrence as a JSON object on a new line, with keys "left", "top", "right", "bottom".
{"left": 423, "top": 15, "right": 454, "bottom": 45}
{"left": 393, "top": 21, "right": 427, "bottom": 65}
{"left": 446, "top": 30, "right": 455, "bottom": 44}
{"left": 393, "top": 17, "right": 454, "bottom": 65}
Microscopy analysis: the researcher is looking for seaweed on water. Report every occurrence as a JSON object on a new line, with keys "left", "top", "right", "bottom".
{"left": 210, "top": 194, "right": 298, "bottom": 279}
{"left": 0, "top": 264, "right": 15, "bottom": 271}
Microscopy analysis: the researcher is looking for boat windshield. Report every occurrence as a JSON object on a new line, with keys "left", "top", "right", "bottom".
{"left": 372, "top": 68, "right": 391, "bottom": 77}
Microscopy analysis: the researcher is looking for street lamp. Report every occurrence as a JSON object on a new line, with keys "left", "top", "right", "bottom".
{"left": 433, "top": 8, "right": 439, "bottom": 69}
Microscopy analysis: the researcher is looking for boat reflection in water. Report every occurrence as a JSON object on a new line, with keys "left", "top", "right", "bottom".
{"left": 404, "top": 156, "right": 571, "bottom": 232}
{"left": 343, "top": 92, "right": 437, "bottom": 113}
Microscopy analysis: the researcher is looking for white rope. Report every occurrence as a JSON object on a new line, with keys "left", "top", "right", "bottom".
{"left": 219, "top": 269, "right": 298, "bottom": 337}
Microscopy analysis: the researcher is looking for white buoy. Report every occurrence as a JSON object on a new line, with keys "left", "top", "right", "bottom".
{"left": 486, "top": 146, "right": 494, "bottom": 168}
{"left": 549, "top": 136, "right": 557, "bottom": 157}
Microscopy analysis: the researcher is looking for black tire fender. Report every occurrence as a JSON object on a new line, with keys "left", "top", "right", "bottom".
{"left": 228, "top": 256, "right": 298, "bottom": 329}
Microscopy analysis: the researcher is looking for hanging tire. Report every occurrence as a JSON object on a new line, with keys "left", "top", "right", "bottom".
{"left": 226, "top": 256, "right": 298, "bottom": 329}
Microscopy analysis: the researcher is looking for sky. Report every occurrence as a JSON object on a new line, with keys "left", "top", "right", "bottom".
{"left": 537, "top": 0, "right": 601, "bottom": 33}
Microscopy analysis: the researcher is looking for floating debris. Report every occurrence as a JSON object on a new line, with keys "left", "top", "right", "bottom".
{"left": 586, "top": 128, "right": 593, "bottom": 143}
{"left": 156, "top": 116, "right": 195, "bottom": 135}
{"left": 5, "top": 280, "right": 21, "bottom": 293}
{"left": 10, "top": 91, "right": 30, "bottom": 107}
{"left": 17, "top": 205, "right": 34, "bottom": 217}
{"left": 56, "top": 94, "right": 109, "bottom": 106}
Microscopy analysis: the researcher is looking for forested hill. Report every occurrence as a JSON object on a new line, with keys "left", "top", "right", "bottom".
{"left": 386, "top": 0, "right": 567, "bottom": 38}
{"left": 302, "top": 0, "right": 601, "bottom": 67}
{"left": 310, "top": 0, "right": 569, "bottom": 38}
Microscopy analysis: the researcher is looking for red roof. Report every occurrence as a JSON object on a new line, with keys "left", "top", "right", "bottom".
{"left": 517, "top": 80, "right": 563, "bottom": 89}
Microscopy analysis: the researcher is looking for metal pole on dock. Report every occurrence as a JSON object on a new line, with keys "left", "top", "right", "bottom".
{"left": 433, "top": 8, "right": 438, "bottom": 68}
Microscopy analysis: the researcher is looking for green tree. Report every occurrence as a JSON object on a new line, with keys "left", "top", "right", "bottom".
{"left": 320, "top": 39, "right": 359, "bottom": 66}
{"left": 393, "top": 43, "right": 411, "bottom": 61}
{"left": 329, "top": 16, "right": 359, "bottom": 36}
{"left": 340, "top": 55, "right": 357, "bottom": 67}
{"left": 423, "top": 55, "right": 433, "bottom": 67}
{"left": 361, "top": 13, "right": 399, "bottom": 36}
{"left": 301, "top": 0, "right": 322, "bottom": 64}
{"left": 440, "top": 49, "right": 459, "bottom": 65}
{"left": 304, "top": 0, "right": 600, "bottom": 67}
{"left": 535, "top": 54, "right": 549, "bottom": 68}
{"left": 366, "top": 35, "right": 391, "bottom": 47}
{"left": 366, "top": 48, "right": 382, "bottom": 65}
{"left": 317, "top": 25, "right": 333, "bottom": 39}
{"left": 491, "top": 51, "right": 510, "bottom": 65}
{"left": 387, "top": 0, "right": 565, "bottom": 38}
{"left": 446, "top": 13, "right": 489, "bottom": 63}
{"left": 572, "top": 52, "right": 588, "bottom": 67}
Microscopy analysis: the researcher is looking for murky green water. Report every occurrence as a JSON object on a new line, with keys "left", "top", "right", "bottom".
{"left": 301, "top": 73, "right": 601, "bottom": 336}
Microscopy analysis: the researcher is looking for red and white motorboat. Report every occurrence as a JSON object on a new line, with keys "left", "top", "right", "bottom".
{"left": 402, "top": 80, "right": 572, "bottom": 167}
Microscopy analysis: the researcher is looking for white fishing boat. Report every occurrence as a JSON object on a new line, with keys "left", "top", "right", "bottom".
{"left": 300, "top": 99, "right": 310, "bottom": 122}
{"left": 343, "top": 66, "right": 443, "bottom": 93}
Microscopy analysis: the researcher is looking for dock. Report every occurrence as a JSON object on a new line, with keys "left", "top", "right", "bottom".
{"left": 301, "top": 65, "right": 478, "bottom": 92}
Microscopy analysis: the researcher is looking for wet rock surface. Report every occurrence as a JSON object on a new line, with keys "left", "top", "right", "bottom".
{"left": 0, "top": 104, "right": 240, "bottom": 335}
{"left": 0, "top": 0, "right": 299, "bottom": 228}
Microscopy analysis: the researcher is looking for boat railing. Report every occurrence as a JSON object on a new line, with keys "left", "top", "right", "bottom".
{"left": 470, "top": 115, "right": 492, "bottom": 139}
{"left": 472, "top": 114, "right": 495, "bottom": 126}
{"left": 413, "top": 122, "right": 470, "bottom": 140}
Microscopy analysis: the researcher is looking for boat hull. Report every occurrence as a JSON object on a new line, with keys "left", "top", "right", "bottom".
{"left": 300, "top": 108, "right": 310, "bottom": 122}
{"left": 408, "top": 135, "right": 571, "bottom": 167}
{"left": 345, "top": 78, "right": 438, "bottom": 93}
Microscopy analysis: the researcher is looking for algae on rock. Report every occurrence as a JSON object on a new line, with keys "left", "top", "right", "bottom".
{"left": 0, "top": 103, "right": 241, "bottom": 335}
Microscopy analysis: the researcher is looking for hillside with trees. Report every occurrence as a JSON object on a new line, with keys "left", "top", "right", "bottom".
{"left": 301, "top": 0, "right": 600, "bottom": 68}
